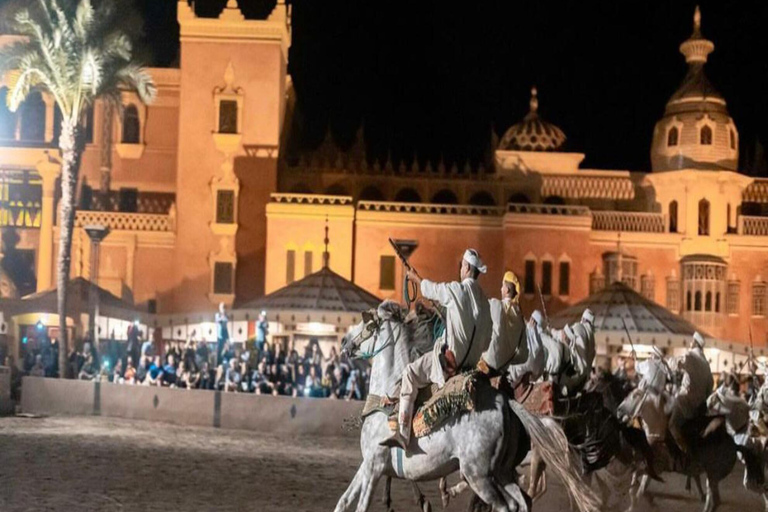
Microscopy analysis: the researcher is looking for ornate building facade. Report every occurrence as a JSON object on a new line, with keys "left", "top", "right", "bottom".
{"left": 1, "top": 4, "right": 767, "bottom": 359}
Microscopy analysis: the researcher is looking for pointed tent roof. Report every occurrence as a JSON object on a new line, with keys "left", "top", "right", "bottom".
{"left": 240, "top": 267, "right": 381, "bottom": 314}
{"left": 20, "top": 277, "right": 142, "bottom": 314}
{"left": 550, "top": 281, "right": 703, "bottom": 342}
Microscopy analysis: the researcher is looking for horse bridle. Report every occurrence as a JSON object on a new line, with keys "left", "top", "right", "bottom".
{"left": 357, "top": 319, "right": 398, "bottom": 361}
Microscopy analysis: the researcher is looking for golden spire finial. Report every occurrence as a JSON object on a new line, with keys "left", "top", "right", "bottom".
{"left": 693, "top": 5, "right": 701, "bottom": 35}
{"left": 323, "top": 215, "right": 330, "bottom": 268}
{"left": 529, "top": 86, "right": 539, "bottom": 114}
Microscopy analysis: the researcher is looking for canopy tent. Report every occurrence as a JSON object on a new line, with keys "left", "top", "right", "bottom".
{"left": 550, "top": 281, "right": 762, "bottom": 372}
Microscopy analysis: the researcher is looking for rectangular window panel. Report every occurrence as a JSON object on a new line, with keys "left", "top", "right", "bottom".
{"left": 379, "top": 255, "right": 396, "bottom": 291}
{"left": 286, "top": 250, "right": 296, "bottom": 284}
{"left": 559, "top": 262, "right": 570, "bottom": 296}
{"left": 666, "top": 279, "right": 680, "bottom": 312}
{"left": 753, "top": 283, "right": 766, "bottom": 317}
{"left": 213, "top": 262, "right": 233, "bottom": 295}
{"left": 641, "top": 275, "right": 655, "bottom": 302}
{"left": 118, "top": 188, "right": 138, "bottom": 213}
{"left": 524, "top": 260, "right": 535, "bottom": 295}
{"left": 304, "top": 251, "right": 313, "bottom": 277}
{"left": 219, "top": 100, "right": 238, "bottom": 134}
{"left": 541, "top": 261, "right": 552, "bottom": 296}
{"left": 215, "top": 190, "right": 235, "bottom": 224}
{"left": 727, "top": 281, "right": 740, "bottom": 315}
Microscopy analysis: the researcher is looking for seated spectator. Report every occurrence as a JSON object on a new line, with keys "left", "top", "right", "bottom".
{"left": 177, "top": 361, "right": 199, "bottom": 389}
{"left": 30, "top": 354, "right": 46, "bottom": 377}
{"left": 183, "top": 339, "right": 197, "bottom": 371}
{"left": 195, "top": 340, "right": 210, "bottom": 370}
{"left": 78, "top": 353, "right": 98, "bottom": 380}
{"left": 277, "top": 364, "right": 294, "bottom": 396}
{"left": 252, "top": 362, "right": 273, "bottom": 395}
{"left": 294, "top": 364, "right": 307, "bottom": 397}
{"left": 345, "top": 368, "right": 363, "bottom": 400}
{"left": 199, "top": 361, "right": 213, "bottom": 390}
{"left": 123, "top": 357, "right": 137, "bottom": 384}
{"left": 166, "top": 341, "right": 181, "bottom": 365}
{"left": 135, "top": 355, "right": 149, "bottom": 384}
{"left": 162, "top": 355, "right": 178, "bottom": 387}
{"left": 111, "top": 359, "right": 123, "bottom": 383}
{"left": 223, "top": 358, "right": 241, "bottom": 392}
{"left": 145, "top": 355, "right": 164, "bottom": 387}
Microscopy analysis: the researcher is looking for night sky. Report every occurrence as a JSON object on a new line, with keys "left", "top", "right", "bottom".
{"left": 62, "top": 1, "right": 768, "bottom": 174}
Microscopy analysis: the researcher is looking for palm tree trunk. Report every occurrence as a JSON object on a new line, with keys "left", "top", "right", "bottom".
{"left": 57, "top": 118, "right": 83, "bottom": 378}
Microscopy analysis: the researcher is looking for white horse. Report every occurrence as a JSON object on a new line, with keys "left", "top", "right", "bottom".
{"left": 335, "top": 301, "right": 600, "bottom": 512}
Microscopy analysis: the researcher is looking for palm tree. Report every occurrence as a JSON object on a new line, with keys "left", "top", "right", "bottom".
{"left": 0, "top": 0, "right": 155, "bottom": 377}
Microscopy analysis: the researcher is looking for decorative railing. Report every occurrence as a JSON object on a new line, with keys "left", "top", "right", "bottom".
{"left": 541, "top": 175, "right": 634, "bottom": 200}
{"left": 739, "top": 215, "right": 768, "bottom": 236}
{"left": 591, "top": 211, "right": 667, "bottom": 233}
{"left": 271, "top": 193, "right": 353, "bottom": 206}
{"left": 84, "top": 191, "right": 175, "bottom": 214}
{"left": 358, "top": 201, "right": 504, "bottom": 216}
{"left": 506, "top": 203, "right": 591, "bottom": 216}
{"left": 73, "top": 210, "right": 175, "bottom": 232}
{"left": 743, "top": 179, "right": 768, "bottom": 203}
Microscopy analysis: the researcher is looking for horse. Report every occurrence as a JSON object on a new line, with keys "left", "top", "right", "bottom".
{"left": 707, "top": 389, "right": 768, "bottom": 510}
{"left": 617, "top": 382, "right": 744, "bottom": 512}
{"left": 335, "top": 301, "right": 600, "bottom": 512}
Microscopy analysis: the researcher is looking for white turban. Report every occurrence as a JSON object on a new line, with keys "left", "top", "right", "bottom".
{"left": 564, "top": 324, "right": 575, "bottom": 341}
{"left": 692, "top": 331, "right": 705, "bottom": 348}
{"left": 581, "top": 308, "right": 594, "bottom": 325}
{"left": 463, "top": 249, "right": 487, "bottom": 274}
{"left": 531, "top": 310, "right": 543, "bottom": 325}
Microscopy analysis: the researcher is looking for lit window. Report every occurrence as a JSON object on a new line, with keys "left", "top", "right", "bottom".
{"left": 686, "top": 290, "right": 692, "bottom": 311}
{"left": 667, "top": 126, "right": 678, "bottom": 147}
{"left": 213, "top": 262, "right": 233, "bottom": 295}
{"left": 379, "top": 255, "right": 395, "bottom": 291}
{"left": 286, "top": 250, "right": 296, "bottom": 284}
{"left": 122, "top": 104, "right": 140, "bottom": 143}
{"left": 559, "top": 261, "right": 570, "bottom": 296}
{"left": 730, "top": 129, "right": 736, "bottom": 150}
{"left": 524, "top": 260, "right": 535, "bottom": 295}
{"left": 695, "top": 291, "right": 702, "bottom": 311}
{"left": 541, "top": 261, "right": 552, "bottom": 296}
{"left": 726, "top": 281, "right": 739, "bottom": 315}
{"left": 705, "top": 291, "right": 712, "bottom": 312}
{"left": 698, "top": 199, "right": 710, "bottom": 236}
{"left": 641, "top": 274, "right": 655, "bottom": 302}
{"left": 753, "top": 282, "right": 767, "bottom": 317}
{"left": 669, "top": 201, "right": 678, "bottom": 233}
{"left": 700, "top": 125, "right": 712, "bottom": 145}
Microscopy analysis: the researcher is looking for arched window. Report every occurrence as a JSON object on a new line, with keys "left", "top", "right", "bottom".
{"left": 0, "top": 87, "right": 16, "bottom": 140}
{"left": 508, "top": 193, "right": 530, "bottom": 204}
{"left": 698, "top": 198, "right": 710, "bottom": 236}
{"left": 468, "top": 191, "right": 496, "bottom": 206}
{"left": 705, "top": 291, "right": 712, "bottom": 312}
{"left": 700, "top": 125, "right": 712, "bottom": 145}
{"left": 730, "top": 129, "right": 736, "bottom": 150}
{"left": 394, "top": 188, "right": 421, "bottom": 203}
{"left": 715, "top": 292, "right": 721, "bottom": 313}
{"left": 694, "top": 291, "right": 702, "bottom": 311}
{"left": 122, "top": 104, "right": 140, "bottom": 143}
{"left": 669, "top": 200, "right": 678, "bottom": 233}
{"left": 686, "top": 290, "right": 692, "bottom": 311}
{"left": 667, "top": 126, "right": 679, "bottom": 147}
{"left": 431, "top": 189, "right": 458, "bottom": 205}
{"left": 19, "top": 91, "right": 45, "bottom": 141}
{"left": 358, "top": 186, "right": 385, "bottom": 201}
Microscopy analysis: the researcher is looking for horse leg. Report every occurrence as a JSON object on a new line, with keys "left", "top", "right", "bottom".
{"left": 464, "top": 473, "right": 510, "bottom": 512}
{"left": 410, "top": 482, "right": 432, "bottom": 512}
{"left": 702, "top": 477, "right": 720, "bottom": 512}
{"left": 382, "top": 477, "right": 392, "bottom": 512}
{"left": 439, "top": 478, "right": 450, "bottom": 509}
{"left": 355, "top": 466, "right": 384, "bottom": 512}
{"left": 498, "top": 481, "right": 530, "bottom": 512}
{"left": 335, "top": 465, "right": 365, "bottom": 512}
{"left": 693, "top": 474, "right": 705, "bottom": 502}
{"left": 763, "top": 491, "right": 768, "bottom": 512}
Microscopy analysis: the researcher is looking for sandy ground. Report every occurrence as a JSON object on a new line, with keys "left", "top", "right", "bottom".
{"left": 0, "top": 415, "right": 764, "bottom": 512}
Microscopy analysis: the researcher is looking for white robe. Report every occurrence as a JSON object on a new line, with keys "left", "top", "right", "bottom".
{"left": 540, "top": 327, "right": 567, "bottom": 376}
{"left": 507, "top": 324, "right": 545, "bottom": 384}
{"left": 482, "top": 298, "right": 527, "bottom": 372}
{"left": 421, "top": 277, "right": 491, "bottom": 387}
{"left": 676, "top": 347, "right": 714, "bottom": 417}
{"left": 559, "top": 322, "right": 596, "bottom": 393}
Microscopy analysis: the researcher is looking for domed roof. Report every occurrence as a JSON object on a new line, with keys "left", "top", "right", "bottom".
{"left": 499, "top": 87, "right": 566, "bottom": 152}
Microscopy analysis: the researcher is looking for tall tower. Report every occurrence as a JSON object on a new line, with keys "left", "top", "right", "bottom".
{"left": 173, "top": 0, "right": 291, "bottom": 311}
{"left": 650, "top": 6, "right": 738, "bottom": 173}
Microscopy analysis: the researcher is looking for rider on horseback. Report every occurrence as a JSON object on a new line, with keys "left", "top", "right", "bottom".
{"left": 479, "top": 271, "right": 528, "bottom": 375}
{"left": 556, "top": 309, "right": 596, "bottom": 396}
{"left": 380, "top": 249, "right": 492, "bottom": 452}
{"left": 668, "top": 331, "right": 714, "bottom": 454}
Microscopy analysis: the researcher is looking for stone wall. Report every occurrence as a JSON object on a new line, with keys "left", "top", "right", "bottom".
{"left": 21, "top": 377, "right": 362, "bottom": 438}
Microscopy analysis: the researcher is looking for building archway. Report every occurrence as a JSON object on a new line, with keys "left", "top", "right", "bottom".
{"left": 431, "top": 189, "right": 458, "bottom": 205}
{"left": 469, "top": 191, "right": 496, "bottom": 206}
{"left": 508, "top": 193, "right": 530, "bottom": 204}
{"left": 358, "top": 185, "right": 384, "bottom": 201}
{"left": 394, "top": 188, "right": 421, "bottom": 203}
{"left": 543, "top": 195, "right": 566, "bottom": 205}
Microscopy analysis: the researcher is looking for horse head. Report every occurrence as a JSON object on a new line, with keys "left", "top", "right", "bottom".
{"left": 341, "top": 300, "right": 407, "bottom": 360}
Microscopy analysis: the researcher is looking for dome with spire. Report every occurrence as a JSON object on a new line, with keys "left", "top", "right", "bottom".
{"left": 650, "top": 6, "right": 738, "bottom": 173}
{"left": 499, "top": 87, "right": 566, "bottom": 152}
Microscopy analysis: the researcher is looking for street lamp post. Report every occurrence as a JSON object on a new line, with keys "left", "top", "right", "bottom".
{"left": 84, "top": 224, "right": 110, "bottom": 346}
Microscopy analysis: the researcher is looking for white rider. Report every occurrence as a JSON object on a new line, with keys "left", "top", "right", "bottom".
{"left": 480, "top": 271, "right": 528, "bottom": 375}
{"left": 668, "top": 331, "right": 714, "bottom": 454}
{"left": 557, "top": 309, "right": 596, "bottom": 395}
{"left": 381, "top": 249, "right": 492, "bottom": 452}
{"left": 508, "top": 309, "right": 545, "bottom": 385}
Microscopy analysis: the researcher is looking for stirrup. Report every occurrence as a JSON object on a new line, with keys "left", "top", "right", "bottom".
{"left": 379, "top": 432, "right": 409, "bottom": 451}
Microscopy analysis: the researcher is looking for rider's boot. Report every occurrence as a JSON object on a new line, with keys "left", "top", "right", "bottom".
{"left": 380, "top": 405, "right": 412, "bottom": 452}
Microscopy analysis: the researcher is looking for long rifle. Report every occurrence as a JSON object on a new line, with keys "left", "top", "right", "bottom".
{"left": 388, "top": 238, "right": 419, "bottom": 308}
{"left": 536, "top": 283, "right": 548, "bottom": 327}
{"left": 621, "top": 317, "right": 638, "bottom": 360}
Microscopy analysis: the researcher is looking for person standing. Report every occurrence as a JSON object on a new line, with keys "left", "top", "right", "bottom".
{"left": 215, "top": 302, "right": 230, "bottom": 367}
{"left": 255, "top": 311, "right": 269, "bottom": 360}
{"left": 381, "top": 248, "right": 492, "bottom": 451}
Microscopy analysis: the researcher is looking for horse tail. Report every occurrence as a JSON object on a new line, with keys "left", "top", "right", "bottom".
{"left": 735, "top": 445, "right": 766, "bottom": 492}
{"left": 508, "top": 399, "right": 602, "bottom": 512}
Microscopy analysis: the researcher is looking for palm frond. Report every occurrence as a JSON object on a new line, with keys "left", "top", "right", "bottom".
{"left": 74, "top": 0, "right": 94, "bottom": 39}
